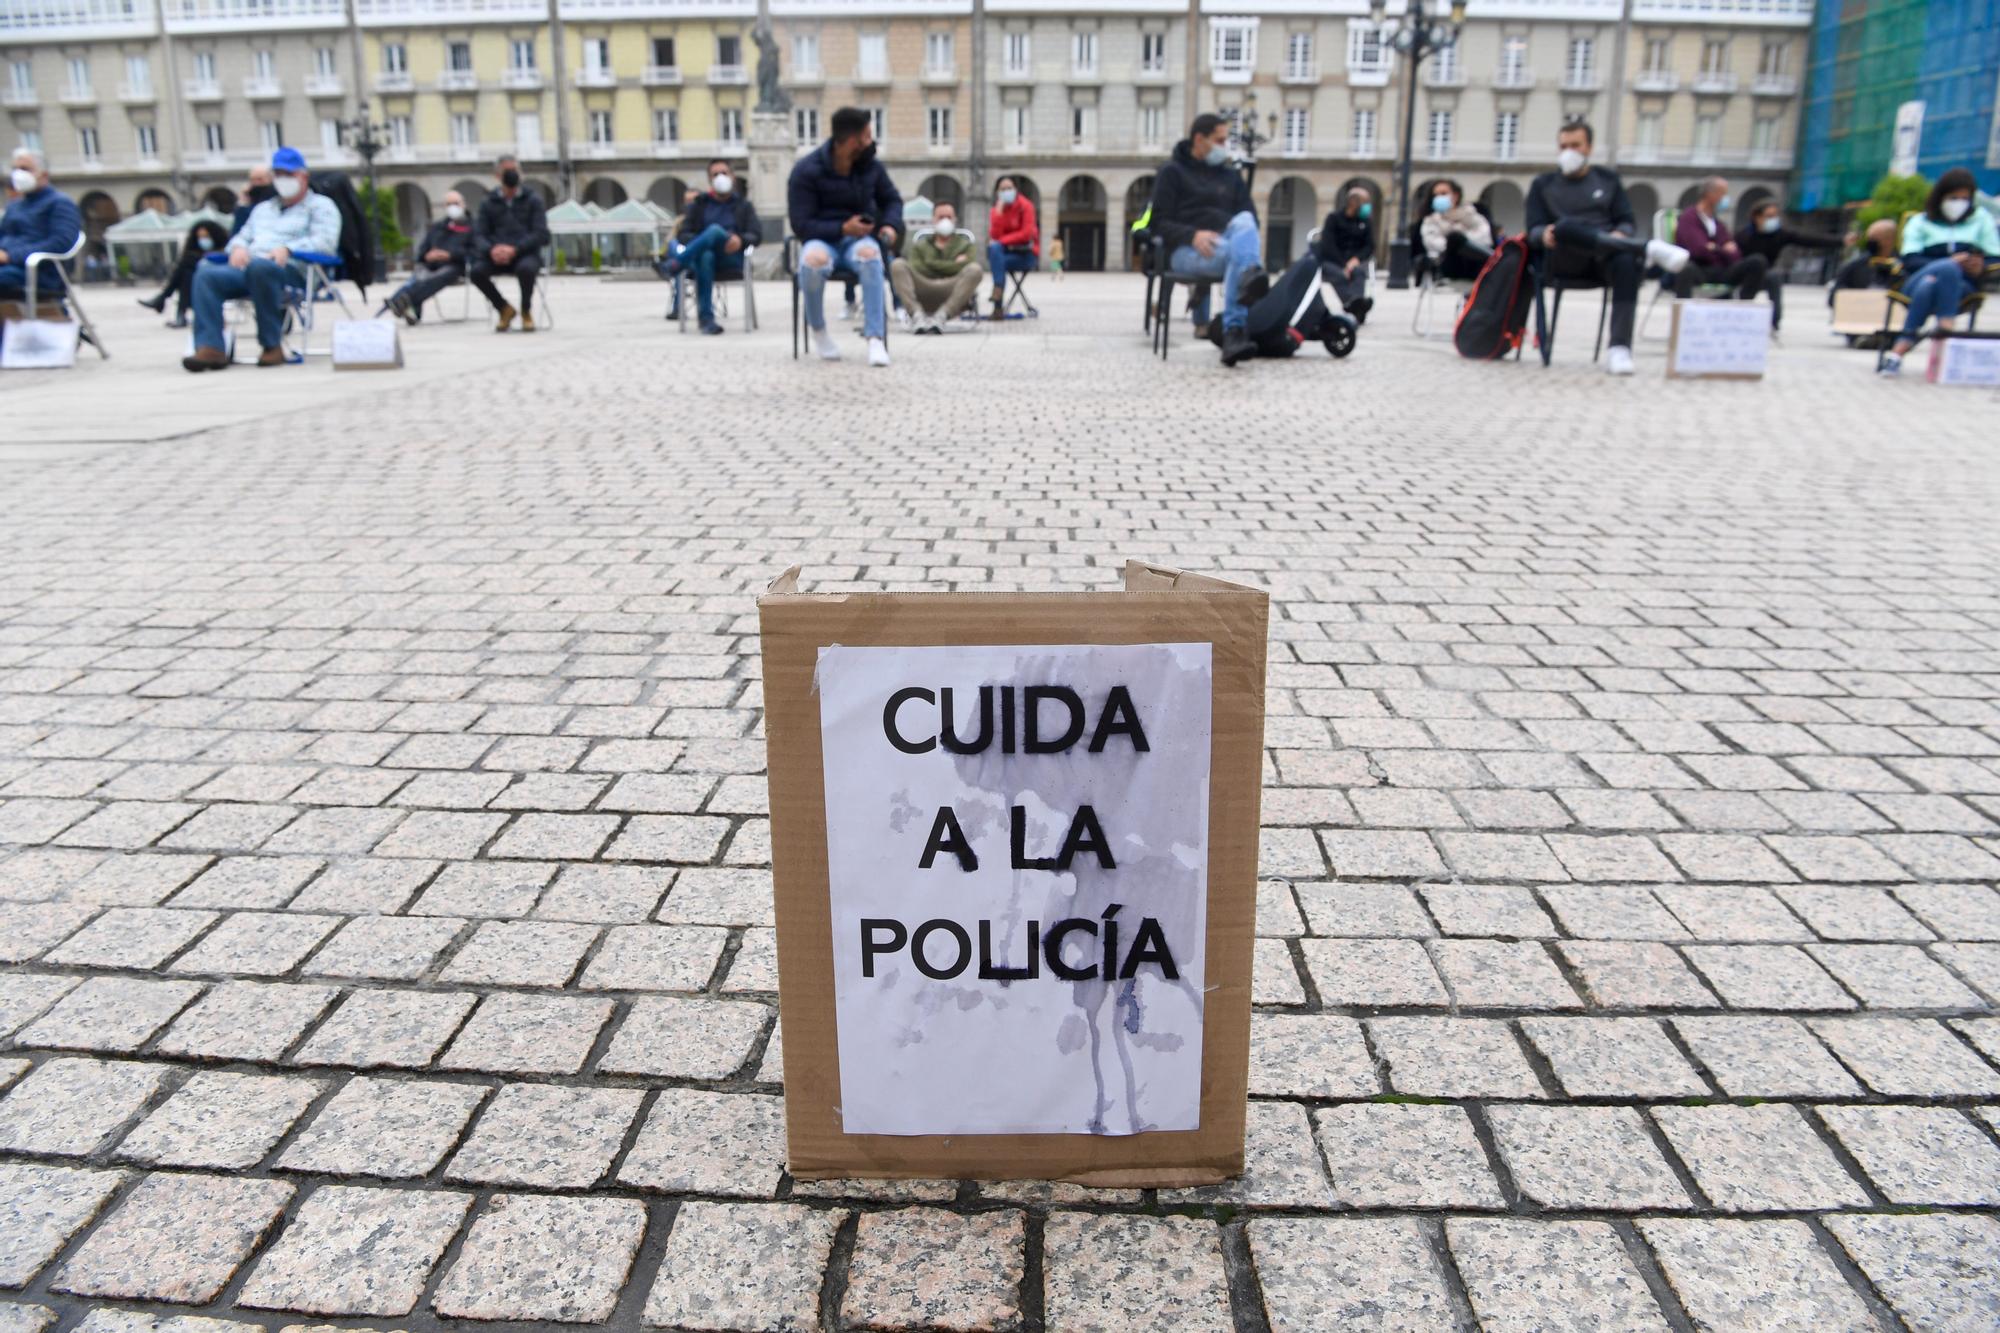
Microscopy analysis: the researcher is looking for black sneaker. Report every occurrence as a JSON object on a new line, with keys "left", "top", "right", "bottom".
{"left": 1348, "top": 296, "right": 1374, "bottom": 324}
{"left": 700, "top": 319, "right": 724, "bottom": 335}
{"left": 1239, "top": 266, "right": 1270, "bottom": 307}
{"left": 1220, "top": 326, "right": 1254, "bottom": 367}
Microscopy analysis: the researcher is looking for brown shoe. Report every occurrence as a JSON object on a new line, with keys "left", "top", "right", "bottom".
{"left": 495, "top": 304, "right": 516, "bottom": 332}
{"left": 989, "top": 295, "right": 1006, "bottom": 322}
{"left": 520, "top": 311, "right": 536, "bottom": 333}
{"left": 181, "top": 346, "right": 229, "bottom": 372}
{"left": 256, "top": 346, "right": 287, "bottom": 367}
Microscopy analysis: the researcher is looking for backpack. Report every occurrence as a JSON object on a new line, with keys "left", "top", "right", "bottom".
{"left": 308, "top": 171, "right": 375, "bottom": 298}
{"left": 1204, "top": 252, "right": 1358, "bottom": 359}
{"left": 1453, "top": 234, "right": 1532, "bottom": 360}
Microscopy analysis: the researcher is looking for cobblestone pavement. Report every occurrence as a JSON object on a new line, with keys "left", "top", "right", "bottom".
{"left": 2, "top": 275, "right": 1999, "bottom": 1332}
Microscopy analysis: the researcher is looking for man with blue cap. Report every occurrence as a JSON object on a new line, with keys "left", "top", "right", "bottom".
{"left": 183, "top": 145, "right": 341, "bottom": 371}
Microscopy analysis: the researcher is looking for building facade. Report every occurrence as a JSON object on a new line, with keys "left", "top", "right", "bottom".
{"left": 4, "top": 0, "right": 1813, "bottom": 269}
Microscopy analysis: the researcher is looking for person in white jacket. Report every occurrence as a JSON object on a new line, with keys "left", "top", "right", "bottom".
{"left": 1419, "top": 179, "right": 1494, "bottom": 282}
{"left": 183, "top": 144, "right": 341, "bottom": 371}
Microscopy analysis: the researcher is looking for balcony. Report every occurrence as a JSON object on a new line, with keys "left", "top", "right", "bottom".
{"left": 1493, "top": 65, "right": 1533, "bottom": 89}
{"left": 849, "top": 63, "right": 890, "bottom": 87}
{"left": 243, "top": 75, "right": 282, "bottom": 98}
{"left": 1560, "top": 69, "right": 1602, "bottom": 92}
{"left": 434, "top": 69, "right": 477, "bottom": 91}
{"left": 165, "top": 0, "right": 345, "bottom": 32}
{"left": 501, "top": 67, "right": 543, "bottom": 89}
{"left": 1751, "top": 72, "right": 1796, "bottom": 96}
{"left": 1135, "top": 62, "right": 1171, "bottom": 83}
{"left": 379, "top": 144, "right": 416, "bottom": 163}
{"left": 1424, "top": 64, "right": 1464, "bottom": 88}
{"left": 58, "top": 82, "right": 95, "bottom": 106}
{"left": 1620, "top": 145, "right": 1693, "bottom": 166}
{"left": 1632, "top": 0, "right": 1812, "bottom": 24}
{"left": 374, "top": 70, "right": 413, "bottom": 92}
{"left": 575, "top": 66, "right": 616, "bottom": 87}
{"left": 1211, "top": 62, "right": 1252, "bottom": 86}
{"left": 1068, "top": 63, "right": 1101, "bottom": 85}
{"left": 1632, "top": 70, "right": 1678, "bottom": 92}
{"left": 1, "top": 0, "right": 154, "bottom": 40}
{"left": 183, "top": 77, "right": 223, "bottom": 101}
{"left": 1345, "top": 62, "right": 1390, "bottom": 88}
{"left": 305, "top": 72, "right": 343, "bottom": 96}
{"left": 580, "top": 140, "right": 619, "bottom": 159}
{"left": 117, "top": 80, "right": 155, "bottom": 102}
{"left": 707, "top": 63, "right": 747, "bottom": 85}
{"left": 642, "top": 64, "right": 683, "bottom": 85}
{"left": 781, "top": 66, "right": 819, "bottom": 86}
{"left": 1279, "top": 62, "right": 1317, "bottom": 86}
{"left": 919, "top": 63, "right": 955, "bottom": 86}
{"left": 0, "top": 87, "right": 34, "bottom": 108}
{"left": 355, "top": 0, "right": 549, "bottom": 22}
{"left": 1747, "top": 145, "right": 1793, "bottom": 169}
{"left": 997, "top": 63, "right": 1033, "bottom": 86}
{"left": 1691, "top": 70, "right": 1737, "bottom": 94}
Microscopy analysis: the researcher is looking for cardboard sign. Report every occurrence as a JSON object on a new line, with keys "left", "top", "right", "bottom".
{"left": 1928, "top": 335, "right": 2000, "bottom": 386}
{"left": 1, "top": 318, "right": 81, "bottom": 370}
{"left": 1830, "top": 288, "right": 1893, "bottom": 337}
{"left": 760, "top": 561, "right": 1268, "bottom": 1185}
{"left": 331, "top": 318, "right": 403, "bottom": 370}
{"left": 1669, "top": 300, "right": 1770, "bottom": 379}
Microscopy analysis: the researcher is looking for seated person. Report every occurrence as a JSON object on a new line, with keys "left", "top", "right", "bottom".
{"left": 788, "top": 105, "right": 902, "bottom": 367}
{"left": 1733, "top": 200, "right": 1843, "bottom": 334}
{"left": 1833, "top": 219, "right": 1901, "bottom": 293}
{"left": 662, "top": 158, "right": 762, "bottom": 335}
{"left": 890, "top": 202, "right": 984, "bottom": 333}
{"left": 1525, "top": 117, "right": 1689, "bottom": 375}
{"left": 138, "top": 217, "right": 231, "bottom": 327}
{"left": 1315, "top": 188, "right": 1374, "bottom": 320}
{"left": 0, "top": 148, "right": 83, "bottom": 308}
{"left": 230, "top": 165, "right": 274, "bottom": 236}
{"left": 1420, "top": 179, "right": 1493, "bottom": 282}
{"left": 986, "top": 176, "right": 1038, "bottom": 320}
{"left": 1877, "top": 168, "right": 2000, "bottom": 377}
{"left": 1152, "top": 113, "right": 1262, "bottom": 366}
{"left": 182, "top": 145, "right": 340, "bottom": 372}
{"left": 383, "top": 190, "right": 473, "bottom": 325}
{"left": 1672, "top": 176, "right": 1767, "bottom": 300}
{"left": 472, "top": 154, "right": 549, "bottom": 332}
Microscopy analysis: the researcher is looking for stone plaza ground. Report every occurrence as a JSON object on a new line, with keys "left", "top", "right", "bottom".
{"left": 1, "top": 272, "right": 1998, "bottom": 1332}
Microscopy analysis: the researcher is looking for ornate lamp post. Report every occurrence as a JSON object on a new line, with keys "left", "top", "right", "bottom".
{"left": 1226, "top": 100, "right": 1273, "bottom": 193}
{"left": 1369, "top": 0, "right": 1466, "bottom": 288}
{"left": 337, "top": 113, "right": 388, "bottom": 200}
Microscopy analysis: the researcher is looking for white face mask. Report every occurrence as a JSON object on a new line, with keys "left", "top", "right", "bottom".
{"left": 997, "top": 189, "right": 1016, "bottom": 206}
{"left": 934, "top": 217, "right": 955, "bottom": 237}
{"left": 1557, "top": 148, "right": 1589, "bottom": 177}
{"left": 1943, "top": 197, "right": 1972, "bottom": 222}
{"left": 9, "top": 168, "right": 35, "bottom": 193}
{"left": 1758, "top": 215, "right": 1781, "bottom": 233}
{"left": 710, "top": 173, "right": 733, "bottom": 196}
{"left": 275, "top": 174, "right": 305, "bottom": 202}
{"left": 445, "top": 203, "right": 465, "bottom": 220}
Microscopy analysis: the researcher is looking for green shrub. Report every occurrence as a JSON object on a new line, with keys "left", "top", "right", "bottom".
{"left": 1853, "top": 173, "right": 1931, "bottom": 238}
{"left": 358, "top": 185, "right": 408, "bottom": 258}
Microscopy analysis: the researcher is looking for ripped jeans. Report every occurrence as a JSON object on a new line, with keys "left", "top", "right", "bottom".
{"left": 798, "top": 235, "right": 887, "bottom": 340}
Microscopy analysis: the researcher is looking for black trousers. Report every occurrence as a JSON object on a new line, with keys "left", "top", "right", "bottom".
{"left": 1545, "top": 219, "right": 1644, "bottom": 348}
{"left": 152, "top": 250, "right": 202, "bottom": 318}
{"left": 1322, "top": 260, "right": 1368, "bottom": 310}
{"left": 470, "top": 253, "right": 541, "bottom": 311}
{"left": 1763, "top": 272, "right": 1786, "bottom": 329}
{"left": 1439, "top": 232, "right": 1492, "bottom": 281}
{"left": 1676, "top": 254, "right": 1770, "bottom": 301}
{"left": 396, "top": 262, "right": 465, "bottom": 314}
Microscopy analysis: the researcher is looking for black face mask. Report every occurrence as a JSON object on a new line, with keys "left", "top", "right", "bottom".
{"left": 852, "top": 143, "right": 877, "bottom": 171}
{"left": 246, "top": 183, "right": 277, "bottom": 205}
{"left": 500, "top": 168, "right": 521, "bottom": 189}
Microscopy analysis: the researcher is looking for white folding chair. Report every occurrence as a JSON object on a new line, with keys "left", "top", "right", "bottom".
{"left": 22, "top": 229, "right": 108, "bottom": 358}
{"left": 676, "top": 243, "right": 757, "bottom": 333}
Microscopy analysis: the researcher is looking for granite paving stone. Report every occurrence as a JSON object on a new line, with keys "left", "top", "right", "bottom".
{"left": 1682, "top": 945, "right": 1858, "bottom": 1011}
{"left": 0, "top": 975, "right": 79, "bottom": 1039}
{"left": 169, "top": 858, "right": 323, "bottom": 911}
{"left": 301, "top": 915, "right": 465, "bottom": 981}
{"left": 112, "top": 1071, "right": 322, "bottom": 1169}
{"left": 1557, "top": 940, "right": 1719, "bottom": 1008}
{"left": 50, "top": 1173, "right": 292, "bottom": 1304}
{"left": 1446, "top": 1219, "right": 1665, "bottom": 1333}
{"left": 1314, "top": 1103, "right": 1505, "bottom": 1208}
{"left": 1293, "top": 882, "right": 1434, "bottom": 937}
{"left": 1816, "top": 1105, "right": 2000, "bottom": 1205}
{"left": 533, "top": 865, "right": 676, "bottom": 923}
{"left": 0, "top": 905, "right": 98, "bottom": 963}
{"left": 616, "top": 1089, "right": 786, "bottom": 1198}
{"left": 839, "top": 1208, "right": 1023, "bottom": 1333}
{"left": 1367, "top": 1016, "right": 1546, "bottom": 1098}
{"left": 235, "top": 1184, "right": 471, "bottom": 1317}
{"left": 1671, "top": 1016, "right": 1863, "bottom": 1097}
{"left": 0, "top": 1059, "right": 169, "bottom": 1157}
{"left": 1040, "top": 1213, "right": 1233, "bottom": 1333}
{"left": 595, "top": 996, "right": 769, "bottom": 1079}
{"left": 1417, "top": 883, "right": 1554, "bottom": 937}
{"left": 1651, "top": 1105, "right": 1870, "bottom": 1212}
{"left": 437, "top": 993, "right": 613, "bottom": 1076}
{"left": 43, "top": 908, "right": 217, "bottom": 970}
{"left": 1807, "top": 1017, "right": 2000, "bottom": 1096}
{"left": 0, "top": 1304, "right": 52, "bottom": 1333}
{"left": 13, "top": 977, "right": 203, "bottom": 1052}
{"left": 641, "top": 1201, "right": 841, "bottom": 1333}
{"left": 1823, "top": 1213, "right": 2000, "bottom": 1333}
{"left": 718, "top": 925, "right": 779, "bottom": 993}
{"left": 444, "top": 1084, "right": 643, "bottom": 1188}
{"left": 0, "top": 1164, "right": 127, "bottom": 1287}
{"left": 1251, "top": 938, "right": 1307, "bottom": 1005}
{"left": 277, "top": 1076, "right": 489, "bottom": 1179}
{"left": 654, "top": 868, "right": 774, "bottom": 927}
{"left": 1934, "top": 942, "right": 2000, "bottom": 1002}
{"left": 1298, "top": 938, "right": 1447, "bottom": 1007}
{"left": 431, "top": 1194, "right": 646, "bottom": 1323}
{"left": 166, "top": 912, "right": 340, "bottom": 977}
{"left": 1520, "top": 1017, "right": 1708, "bottom": 1097}
{"left": 1804, "top": 943, "right": 1984, "bottom": 1009}
{"left": 436, "top": 919, "right": 599, "bottom": 987}
{"left": 1247, "top": 1014, "right": 1379, "bottom": 1098}
{"left": 153, "top": 981, "right": 339, "bottom": 1063}
{"left": 406, "top": 861, "right": 555, "bottom": 918}
{"left": 1430, "top": 939, "right": 1583, "bottom": 1009}
{"left": 1250, "top": 1216, "right": 1455, "bottom": 1331}
{"left": 1638, "top": 1218, "right": 1876, "bottom": 1333}
{"left": 1487, "top": 1106, "right": 1691, "bottom": 1210}
{"left": 290, "top": 988, "right": 477, "bottom": 1070}
{"left": 284, "top": 858, "right": 436, "bottom": 915}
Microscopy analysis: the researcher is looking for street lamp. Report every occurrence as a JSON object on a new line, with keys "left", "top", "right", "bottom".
{"left": 1369, "top": 0, "right": 1467, "bottom": 288}
{"left": 1227, "top": 100, "right": 1272, "bottom": 193}
{"left": 336, "top": 113, "right": 388, "bottom": 200}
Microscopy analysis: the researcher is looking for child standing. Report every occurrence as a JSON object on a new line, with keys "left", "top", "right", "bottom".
{"left": 1049, "top": 235, "right": 1066, "bottom": 280}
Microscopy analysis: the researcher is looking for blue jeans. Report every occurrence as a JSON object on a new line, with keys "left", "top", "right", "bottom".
{"left": 193, "top": 258, "right": 304, "bottom": 353}
{"left": 798, "top": 235, "right": 886, "bottom": 339}
{"left": 1169, "top": 211, "right": 1261, "bottom": 332}
{"left": 987, "top": 242, "right": 1037, "bottom": 295}
{"left": 678, "top": 224, "right": 746, "bottom": 322}
{"left": 1899, "top": 257, "right": 1976, "bottom": 340}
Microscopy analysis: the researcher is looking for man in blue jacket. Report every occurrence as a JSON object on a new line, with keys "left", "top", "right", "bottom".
{"left": 0, "top": 148, "right": 83, "bottom": 306}
{"left": 788, "top": 106, "right": 902, "bottom": 367}
{"left": 664, "top": 158, "right": 763, "bottom": 335}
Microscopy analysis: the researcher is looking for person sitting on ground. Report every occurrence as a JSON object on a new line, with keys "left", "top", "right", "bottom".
{"left": 1525, "top": 117, "right": 1689, "bottom": 375}
{"left": 1315, "top": 188, "right": 1375, "bottom": 322}
{"left": 662, "top": 158, "right": 762, "bottom": 335}
{"left": 1151, "top": 113, "right": 1262, "bottom": 366}
{"left": 181, "top": 146, "right": 340, "bottom": 372}
{"left": 1420, "top": 178, "right": 1493, "bottom": 282}
{"left": 1834, "top": 219, "right": 1901, "bottom": 293}
{"left": 1672, "top": 176, "right": 1767, "bottom": 302}
{"left": 788, "top": 105, "right": 902, "bottom": 367}
{"left": 1733, "top": 199, "right": 1843, "bottom": 336}
{"left": 986, "top": 176, "right": 1039, "bottom": 320}
{"left": 0, "top": 148, "right": 81, "bottom": 311}
{"left": 138, "top": 216, "right": 231, "bottom": 327}
{"left": 383, "top": 190, "right": 473, "bottom": 325}
{"left": 889, "top": 202, "right": 984, "bottom": 334}
{"left": 231, "top": 165, "right": 274, "bottom": 236}
{"left": 1876, "top": 168, "right": 2000, "bottom": 377}
{"left": 471, "top": 155, "right": 549, "bottom": 332}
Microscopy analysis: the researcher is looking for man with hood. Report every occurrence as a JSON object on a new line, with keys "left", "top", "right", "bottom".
{"left": 182, "top": 145, "right": 340, "bottom": 371}
{"left": 1316, "top": 187, "right": 1376, "bottom": 321}
{"left": 1149, "top": 113, "right": 1261, "bottom": 366}
{"left": 383, "top": 189, "right": 474, "bottom": 325}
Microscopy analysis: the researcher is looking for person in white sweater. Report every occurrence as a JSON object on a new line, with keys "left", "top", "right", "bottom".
{"left": 1419, "top": 179, "right": 1494, "bottom": 282}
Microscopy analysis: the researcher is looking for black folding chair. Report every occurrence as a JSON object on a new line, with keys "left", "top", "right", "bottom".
{"left": 1140, "top": 233, "right": 1215, "bottom": 360}
{"left": 1532, "top": 256, "right": 1610, "bottom": 367}
{"left": 787, "top": 235, "right": 888, "bottom": 359}
{"left": 999, "top": 255, "right": 1039, "bottom": 319}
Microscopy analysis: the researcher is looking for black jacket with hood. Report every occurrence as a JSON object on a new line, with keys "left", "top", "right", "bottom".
{"left": 1317, "top": 210, "right": 1374, "bottom": 266}
{"left": 1146, "top": 138, "right": 1254, "bottom": 253}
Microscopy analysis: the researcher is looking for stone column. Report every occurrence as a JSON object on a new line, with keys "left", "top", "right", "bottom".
{"left": 748, "top": 110, "right": 791, "bottom": 278}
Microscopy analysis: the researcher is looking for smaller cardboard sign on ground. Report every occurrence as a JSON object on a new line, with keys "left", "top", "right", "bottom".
{"left": 1830, "top": 288, "right": 1894, "bottom": 337}
{"left": 1669, "top": 299, "right": 1770, "bottom": 380}
{"left": 1, "top": 318, "right": 81, "bottom": 370}
{"left": 1928, "top": 334, "right": 2000, "bottom": 386}
{"left": 332, "top": 318, "right": 403, "bottom": 370}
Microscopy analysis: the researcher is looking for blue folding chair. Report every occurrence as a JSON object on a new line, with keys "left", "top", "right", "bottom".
{"left": 203, "top": 249, "right": 352, "bottom": 362}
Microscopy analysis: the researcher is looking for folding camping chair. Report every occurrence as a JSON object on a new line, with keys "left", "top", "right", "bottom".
{"left": 1639, "top": 208, "right": 1733, "bottom": 339}
{"left": 19, "top": 229, "right": 107, "bottom": 359}
{"left": 207, "top": 249, "right": 352, "bottom": 361}
{"left": 997, "top": 251, "right": 1039, "bottom": 319}
{"left": 676, "top": 244, "right": 757, "bottom": 334}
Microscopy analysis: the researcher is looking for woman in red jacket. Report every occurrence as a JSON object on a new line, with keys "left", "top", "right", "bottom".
{"left": 986, "top": 177, "right": 1039, "bottom": 319}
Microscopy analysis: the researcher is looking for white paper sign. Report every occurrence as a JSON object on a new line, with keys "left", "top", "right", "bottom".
{"left": 1891, "top": 99, "right": 1926, "bottom": 176}
{"left": 331, "top": 317, "right": 402, "bottom": 369}
{"left": 1670, "top": 300, "right": 1770, "bottom": 379}
{"left": 1930, "top": 337, "right": 2000, "bottom": 386}
{"left": 1, "top": 319, "right": 81, "bottom": 370}
{"left": 816, "top": 642, "right": 1212, "bottom": 1137}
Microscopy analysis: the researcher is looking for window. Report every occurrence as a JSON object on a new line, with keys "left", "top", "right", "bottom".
{"left": 320, "top": 117, "right": 341, "bottom": 153}
{"left": 383, "top": 42, "right": 407, "bottom": 74}
{"left": 653, "top": 37, "right": 678, "bottom": 69}
{"left": 17, "top": 128, "right": 39, "bottom": 153}
{"left": 259, "top": 118, "right": 282, "bottom": 149}
{"left": 193, "top": 51, "right": 215, "bottom": 83}
{"left": 1694, "top": 113, "right": 1721, "bottom": 154}
{"left": 1701, "top": 39, "right": 1728, "bottom": 74}
{"left": 1141, "top": 32, "right": 1167, "bottom": 74}
{"left": 1498, "top": 35, "right": 1526, "bottom": 83}
{"left": 252, "top": 49, "right": 274, "bottom": 80}
{"left": 583, "top": 38, "right": 610, "bottom": 75}
{"left": 1565, "top": 37, "right": 1594, "bottom": 86}
{"left": 1494, "top": 109, "right": 1519, "bottom": 161}
{"left": 928, "top": 104, "right": 952, "bottom": 147}
{"left": 451, "top": 112, "right": 476, "bottom": 148}
{"left": 788, "top": 33, "right": 814, "bottom": 76}
{"left": 1348, "top": 24, "right": 1385, "bottom": 73}
{"left": 1005, "top": 104, "right": 1027, "bottom": 148}
{"left": 203, "top": 121, "right": 225, "bottom": 153}
{"left": 1285, "top": 32, "right": 1312, "bottom": 80}
{"left": 315, "top": 47, "right": 336, "bottom": 77}
{"left": 1069, "top": 103, "right": 1094, "bottom": 146}
{"left": 720, "top": 106, "right": 743, "bottom": 144}
{"left": 653, "top": 107, "right": 678, "bottom": 143}
{"left": 1431, "top": 41, "right": 1459, "bottom": 83}
{"left": 510, "top": 40, "right": 536, "bottom": 71}
{"left": 1751, "top": 116, "right": 1777, "bottom": 152}
{"left": 1636, "top": 111, "right": 1662, "bottom": 148}
{"left": 868, "top": 106, "right": 884, "bottom": 145}
{"left": 77, "top": 125, "right": 99, "bottom": 160}
{"left": 582, "top": 110, "right": 607, "bottom": 144}
{"left": 1072, "top": 31, "right": 1097, "bottom": 75}
{"left": 1426, "top": 108, "right": 1452, "bottom": 158}
{"left": 1352, "top": 106, "right": 1376, "bottom": 153}
{"left": 1283, "top": 106, "right": 1307, "bottom": 153}
{"left": 1004, "top": 32, "right": 1030, "bottom": 76}
{"left": 794, "top": 105, "right": 818, "bottom": 145}
{"left": 8, "top": 60, "right": 31, "bottom": 97}
{"left": 515, "top": 110, "right": 542, "bottom": 154}
{"left": 717, "top": 34, "right": 741, "bottom": 67}
{"left": 1758, "top": 41, "right": 1785, "bottom": 77}
{"left": 925, "top": 32, "right": 951, "bottom": 73}
{"left": 387, "top": 115, "right": 410, "bottom": 149}
{"left": 857, "top": 32, "right": 888, "bottom": 80}
{"left": 1212, "top": 19, "right": 1256, "bottom": 78}
{"left": 124, "top": 54, "right": 149, "bottom": 94}
{"left": 1644, "top": 37, "right": 1669, "bottom": 73}
{"left": 1140, "top": 104, "right": 1164, "bottom": 146}
{"left": 66, "top": 56, "right": 90, "bottom": 95}
{"left": 135, "top": 122, "right": 157, "bottom": 157}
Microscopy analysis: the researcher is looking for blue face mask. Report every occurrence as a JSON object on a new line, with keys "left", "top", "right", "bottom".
{"left": 1358, "top": 202, "right": 1372, "bottom": 219}
{"left": 1203, "top": 143, "right": 1231, "bottom": 167}
{"left": 997, "top": 189, "right": 1016, "bottom": 206}
{"left": 1431, "top": 195, "right": 1452, "bottom": 213}
{"left": 1716, "top": 195, "right": 1732, "bottom": 213}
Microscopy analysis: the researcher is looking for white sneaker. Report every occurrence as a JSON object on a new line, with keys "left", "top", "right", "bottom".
{"left": 813, "top": 327, "right": 841, "bottom": 361}
{"left": 867, "top": 336, "right": 891, "bottom": 368}
{"left": 1645, "top": 239, "right": 1691, "bottom": 274}
{"left": 1877, "top": 353, "right": 1902, "bottom": 377}
{"left": 1606, "top": 345, "right": 1635, "bottom": 376}
{"left": 842, "top": 300, "right": 859, "bottom": 322}
{"left": 895, "top": 307, "right": 911, "bottom": 328}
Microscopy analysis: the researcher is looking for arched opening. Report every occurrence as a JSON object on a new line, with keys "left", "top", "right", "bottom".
{"left": 1626, "top": 183, "right": 1661, "bottom": 238}
{"left": 1123, "top": 174, "right": 1155, "bottom": 270}
{"left": 1676, "top": 181, "right": 1705, "bottom": 209}
{"left": 453, "top": 178, "right": 490, "bottom": 212}
{"left": 918, "top": 174, "right": 963, "bottom": 214}
{"left": 582, "top": 176, "right": 628, "bottom": 208}
{"left": 134, "top": 187, "right": 173, "bottom": 216}
{"left": 1735, "top": 185, "right": 1775, "bottom": 233}
{"left": 391, "top": 182, "right": 430, "bottom": 255}
{"left": 1265, "top": 176, "right": 1315, "bottom": 268}
{"left": 647, "top": 175, "right": 692, "bottom": 212}
{"left": 202, "top": 185, "right": 238, "bottom": 214}
{"left": 1057, "top": 174, "right": 1106, "bottom": 272}
{"left": 525, "top": 178, "right": 559, "bottom": 207}
{"left": 1477, "top": 179, "right": 1526, "bottom": 237}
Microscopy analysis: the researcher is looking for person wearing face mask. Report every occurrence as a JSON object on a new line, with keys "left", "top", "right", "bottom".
{"left": 471, "top": 154, "right": 551, "bottom": 332}
{"left": 137, "top": 217, "right": 232, "bottom": 327}
{"left": 1525, "top": 118, "right": 1689, "bottom": 375}
{"left": 1878, "top": 168, "right": 2000, "bottom": 376}
{"left": 663, "top": 158, "right": 763, "bottom": 335}
{"left": 182, "top": 146, "right": 340, "bottom": 372}
{"left": 1314, "top": 188, "right": 1376, "bottom": 322}
{"left": 1150, "top": 113, "right": 1262, "bottom": 365}
{"left": 0, "top": 148, "right": 82, "bottom": 312}
{"left": 986, "top": 176, "right": 1039, "bottom": 320}
{"left": 381, "top": 190, "right": 475, "bottom": 325}
{"left": 1671, "top": 177, "right": 1768, "bottom": 303}
{"left": 788, "top": 105, "right": 903, "bottom": 366}
{"left": 889, "top": 202, "right": 984, "bottom": 333}
{"left": 231, "top": 165, "right": 275, "bottom": 237}
{"left": 1732, "top": 200, "right": 1843, "bottom": 335}
{"left": 1418, "top": 179, "right": 1493, "bottom": 282}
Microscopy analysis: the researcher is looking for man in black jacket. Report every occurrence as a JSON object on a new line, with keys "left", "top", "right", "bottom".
{"left": 382, "top": 189, "right": 473, "bottom": 325}
{"left": 1150, "top": 113, "right": 1261, "bottom": 366}
{"left": 1735, "top": 199, "right": 1843, "bottom": 334}
{"left": 471, "top": 155, "right": 550, "bottom": 332}
{"left": 788, "top": 106, "right": 902, "bottom": 366}
{"left": 1315, "top": 188, "right": 1375, "bottom": 321}
{"left": 664, "top": 158, "right": 762, "bottom": 335}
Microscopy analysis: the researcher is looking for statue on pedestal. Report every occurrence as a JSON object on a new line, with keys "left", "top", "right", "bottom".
{"left": 755, "top": 20, "right": 791, "bottom": 115}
